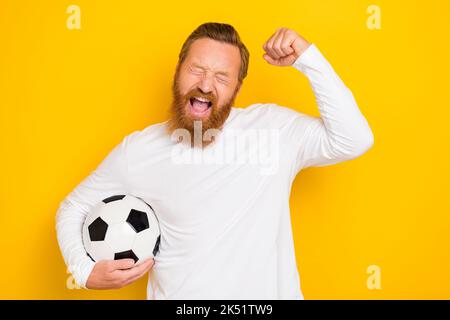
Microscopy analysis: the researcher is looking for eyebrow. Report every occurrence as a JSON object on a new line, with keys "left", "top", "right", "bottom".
{"left": 191, "top": 63, "right": 230, "bottom": 77}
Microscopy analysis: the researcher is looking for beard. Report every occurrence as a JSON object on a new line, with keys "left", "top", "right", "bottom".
{"left": 167, "top": 70, "right": 239, "bottom": 148}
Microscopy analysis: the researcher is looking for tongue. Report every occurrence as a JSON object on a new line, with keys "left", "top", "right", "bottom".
{"left": 192, "top": 99, "right": 209, "bottom": 112}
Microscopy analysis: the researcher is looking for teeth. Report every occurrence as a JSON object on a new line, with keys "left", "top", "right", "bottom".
{"left": 194, "top": 96, "right": 210, "bottom": 103}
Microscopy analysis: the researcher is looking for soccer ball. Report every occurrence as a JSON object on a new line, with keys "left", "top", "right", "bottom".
{"left": 82, "top": 194, "right": 161, "bottom": 264}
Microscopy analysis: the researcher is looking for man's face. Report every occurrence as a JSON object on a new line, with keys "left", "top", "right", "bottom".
{"left": 169, "top": 38, "right": 242, "bottom": 140}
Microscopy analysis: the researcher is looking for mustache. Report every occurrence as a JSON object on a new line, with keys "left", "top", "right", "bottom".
{"left": 185, "top": 88, "right": 218, "bottom": 107}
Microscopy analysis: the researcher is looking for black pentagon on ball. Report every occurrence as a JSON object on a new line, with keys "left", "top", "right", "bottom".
{"left": 88, "top": 217, "right": 108, "bottom": 241}
{"left": 102, "top": 194, "right": 126, "bottom": 203}
{"left": 153, "top": 235, "right": 161, "bottom": 256}
{"left": 114, "top": 250, "right": 138, "bottom": 263}
{"left": 126, "top": 209, "right": 149, "bottom": 233}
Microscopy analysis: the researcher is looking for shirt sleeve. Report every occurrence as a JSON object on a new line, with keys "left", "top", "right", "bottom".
{"left": 55, "top": 135, "right": 131, "bottom": 288}
{"left": 285, "top": 44, "right": 374, "bottom": 173}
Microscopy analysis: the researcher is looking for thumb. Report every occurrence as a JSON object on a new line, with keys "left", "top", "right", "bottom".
{"left": 111, "top": 258, "right": 135, "bottom": 270}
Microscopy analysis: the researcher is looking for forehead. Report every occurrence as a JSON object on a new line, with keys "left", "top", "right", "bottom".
{"left": 184, "top": 38, "right": 241, "bottom": 74}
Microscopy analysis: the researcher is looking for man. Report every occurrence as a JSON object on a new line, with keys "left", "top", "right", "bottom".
{"left": 56, "top": 22, "right": 374, "bottom": 299}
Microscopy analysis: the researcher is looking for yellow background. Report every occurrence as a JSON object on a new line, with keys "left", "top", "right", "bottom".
{"left": 1, "top": 0, "right": 449, "bottom": 299}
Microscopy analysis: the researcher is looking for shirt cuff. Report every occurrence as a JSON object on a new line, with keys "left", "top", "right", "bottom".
{"left": 71, "top": 258, "right": 96, "bottom": 289}
{"left": 291, "top": 43, "right": 324, "bottom": 72}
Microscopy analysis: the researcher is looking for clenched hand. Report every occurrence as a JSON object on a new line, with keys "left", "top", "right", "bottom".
{"left": 262, "top": 27, "right": 311, "bottom": 66}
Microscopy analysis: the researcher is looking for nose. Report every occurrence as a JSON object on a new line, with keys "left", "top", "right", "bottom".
{"left": 197, "top": 74, "right": 214, "bottom": 95}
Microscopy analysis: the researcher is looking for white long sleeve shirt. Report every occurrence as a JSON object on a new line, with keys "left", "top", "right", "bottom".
{"left": 55, "top": 44, "right": 374, "bottom": 299}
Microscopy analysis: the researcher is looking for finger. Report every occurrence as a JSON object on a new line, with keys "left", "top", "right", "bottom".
{"left": 279, "top": 29, "right": 295, "bottom": 56}
{"left": 262, "top": 31, "right": 276, "bottom": 58}
{"left": 267, "top": 28, "right": 280, "bottom": 60}
{"left": 265, "top": 28, "right": 283, "bottom": 59}
{"left": 273, "top": 28, "right": 288, "bottom": 58}
{"left": 122, "top": 260, "right": 154, "bottom": 286}
{"left": 263, "top": 53, "right": 278, "bottom": 65}
{"left": 122, "top": 262, "right": 153, "bottom": 286}
{"left": 120, "top": 258, "right": 154, "bottom": 280}
{"left": 109, "top": 258, "right": 136, "bottom": 271}
{"left": 262, "top": 30, "right": 277, "bottom": 51}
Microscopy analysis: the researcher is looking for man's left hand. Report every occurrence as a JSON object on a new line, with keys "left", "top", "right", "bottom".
{"left": 262, "top": 28, "right": 311, "bottom": 66}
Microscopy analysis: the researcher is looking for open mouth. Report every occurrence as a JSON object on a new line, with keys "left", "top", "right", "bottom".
{"left": 188, "top": 96, "right": 213, "bottom": 117}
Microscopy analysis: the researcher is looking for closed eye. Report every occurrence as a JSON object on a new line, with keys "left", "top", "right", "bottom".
{"left": 216, "top": 75, "right": 229, "bottom": 84}
{"left": 190, "top": 67, "right": 204, "bottom": 75}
